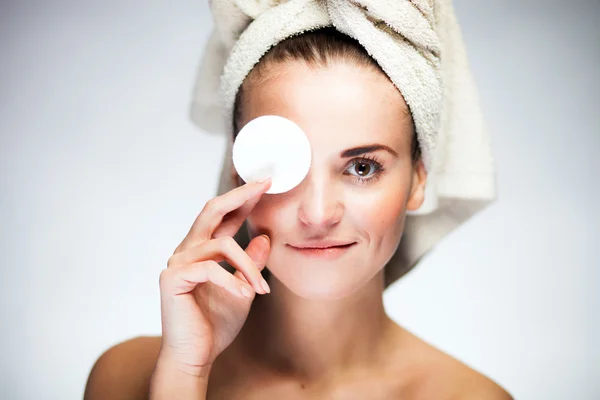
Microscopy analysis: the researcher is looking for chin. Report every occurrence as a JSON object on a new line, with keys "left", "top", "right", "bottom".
{"left": 265, "top": 250, "right": 380, "bottom": 300}
{"left": 272, "top": 273, "right": 361, "bottom": 300}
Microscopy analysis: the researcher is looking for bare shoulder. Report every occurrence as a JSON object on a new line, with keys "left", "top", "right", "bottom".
{"left": 387, "top": 326, "right": 513, "bottom": 400}
{"left": 84, "top": 336, "right": 162, "bottom": 400}
{"left": 447, "top": 361, "right": 514, "bottom": 400}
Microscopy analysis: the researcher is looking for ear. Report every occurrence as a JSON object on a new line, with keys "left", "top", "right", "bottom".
{"left": 406, "top": 158, "right": 427, "bottom": 211}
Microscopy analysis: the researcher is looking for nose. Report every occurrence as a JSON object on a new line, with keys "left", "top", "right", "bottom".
{"left": 297, "top": 172, "right": 343, "bottom": 230}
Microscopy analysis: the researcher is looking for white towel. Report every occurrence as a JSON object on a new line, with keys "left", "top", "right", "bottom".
{"left": 190, "top": 0, "right": 497, "bottom": 286}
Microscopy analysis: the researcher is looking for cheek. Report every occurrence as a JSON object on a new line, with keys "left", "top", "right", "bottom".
{"left": 346, "top": 182, "right": 408, "bottom": 243}
{"left": 245, "top": 195, "right": 289, "bottom": 238}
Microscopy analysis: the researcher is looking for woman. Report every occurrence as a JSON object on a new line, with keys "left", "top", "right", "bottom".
{"left": 85, "top": 10, "right": 512, "bottom": 400}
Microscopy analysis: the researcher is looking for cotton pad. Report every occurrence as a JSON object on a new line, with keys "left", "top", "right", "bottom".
{"left": 232, "top": 115, "right": 312, "bottom": 194}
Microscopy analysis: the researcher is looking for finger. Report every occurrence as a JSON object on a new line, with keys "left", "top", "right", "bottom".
{"left": 159, "top": 260, "right": 253, "bottom": 299}
{"left": 168, "top": 236, "right": 268, "bottom": 294}
{"left": 211, "top": 194, "right": 262, "bottom": 239}
{"left": 176, "top": 178, "right": 272, "bottom": 252}
{"left": 234, "top": 234, "right": 270, "bottom": 285}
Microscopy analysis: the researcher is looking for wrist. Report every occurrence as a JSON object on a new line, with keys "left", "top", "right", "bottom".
{"left": 149, "top": 354, "right": 212, "bottom": 399}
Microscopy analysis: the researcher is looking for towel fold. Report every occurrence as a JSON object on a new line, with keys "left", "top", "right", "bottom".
{"left": 190, "top": 0, "right": 497, "bottom": 286}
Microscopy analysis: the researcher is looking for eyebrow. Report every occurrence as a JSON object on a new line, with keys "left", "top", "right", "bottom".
{"left": 340, "top": 144, "right": 398, "bottom": 158}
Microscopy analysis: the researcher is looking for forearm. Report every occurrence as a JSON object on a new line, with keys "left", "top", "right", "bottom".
{"left": 149, "top": 356, "right": 211, "bottom": 400}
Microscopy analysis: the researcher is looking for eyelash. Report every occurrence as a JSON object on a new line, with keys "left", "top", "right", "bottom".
{"left": 344, "top": 154, "right": 385, "bottom": 185}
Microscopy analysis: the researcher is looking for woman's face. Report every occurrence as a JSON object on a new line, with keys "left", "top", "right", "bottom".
{"left": 236, "top": 60, "right": 427, "bottom": 299}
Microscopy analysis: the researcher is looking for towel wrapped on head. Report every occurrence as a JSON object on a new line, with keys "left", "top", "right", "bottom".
{"left": 191, "top": 0, "right": 497, "bottom": 287}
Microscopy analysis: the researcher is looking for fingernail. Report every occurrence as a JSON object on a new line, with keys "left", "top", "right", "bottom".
{"left": 240, "top": 285, "right": 252, "bottom": 298}
{"left": 260, "top": 234, "right": 270, "bottom": 243}
{"left": 260, "top": 277, "right": 271, "bottom": 294}
{"left": 257, "top": 176, "right": 271, "bottom": 184}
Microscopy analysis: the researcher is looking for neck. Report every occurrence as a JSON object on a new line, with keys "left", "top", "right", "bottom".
{"left": 234, "top": 269, "right": 394, "bottom": 381}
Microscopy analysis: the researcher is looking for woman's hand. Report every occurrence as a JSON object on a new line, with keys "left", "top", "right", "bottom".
{"left": 155, "top": 178, "right": 272, "bottom": 378}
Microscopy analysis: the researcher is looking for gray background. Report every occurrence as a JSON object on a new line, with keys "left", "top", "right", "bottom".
{"left": 1, "top": 0, "right": 598, "bottom": 399}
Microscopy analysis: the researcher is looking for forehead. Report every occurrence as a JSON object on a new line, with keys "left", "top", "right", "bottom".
{"left": 239, "top": 61, "right": 413, "bottom": 153}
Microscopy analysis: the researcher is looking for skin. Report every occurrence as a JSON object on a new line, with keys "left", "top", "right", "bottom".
{"left": 84, "top": 60, "right": 513, "bottom": 399}
{"left": 227, "top": 60, "right": 423, "bottom": 380}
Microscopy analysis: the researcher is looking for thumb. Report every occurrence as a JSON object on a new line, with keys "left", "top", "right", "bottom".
{"left": 234, "top": 234, "right": 270, "bottom": 284}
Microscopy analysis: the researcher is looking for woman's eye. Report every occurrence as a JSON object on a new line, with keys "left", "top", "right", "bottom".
{"left": 344, "top": 158, "right": 383, "bottom": 181}
{"left": 350, "top": 162, "right": 374, "bottom": 177}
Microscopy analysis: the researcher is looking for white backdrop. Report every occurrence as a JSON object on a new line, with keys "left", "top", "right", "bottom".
{"left": 1, "top": 1, "right": 598, "bottom": 399}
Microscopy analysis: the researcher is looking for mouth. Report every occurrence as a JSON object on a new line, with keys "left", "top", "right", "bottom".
{"left": 286, "top": 242, "right": 357, "bottom": 260}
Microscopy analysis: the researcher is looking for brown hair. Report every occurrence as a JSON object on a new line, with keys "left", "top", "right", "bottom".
{"left": 232, "top": 27, "right": 421, "bottom": 162}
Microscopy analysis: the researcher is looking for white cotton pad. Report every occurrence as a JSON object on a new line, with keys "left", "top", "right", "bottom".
{"left": 232, "top": 115, "right": 312, "bottom": 194}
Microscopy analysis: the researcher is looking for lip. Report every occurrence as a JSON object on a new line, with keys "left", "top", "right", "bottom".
{"left": 286, "top": 241, "right": 357, "bottom": 260}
